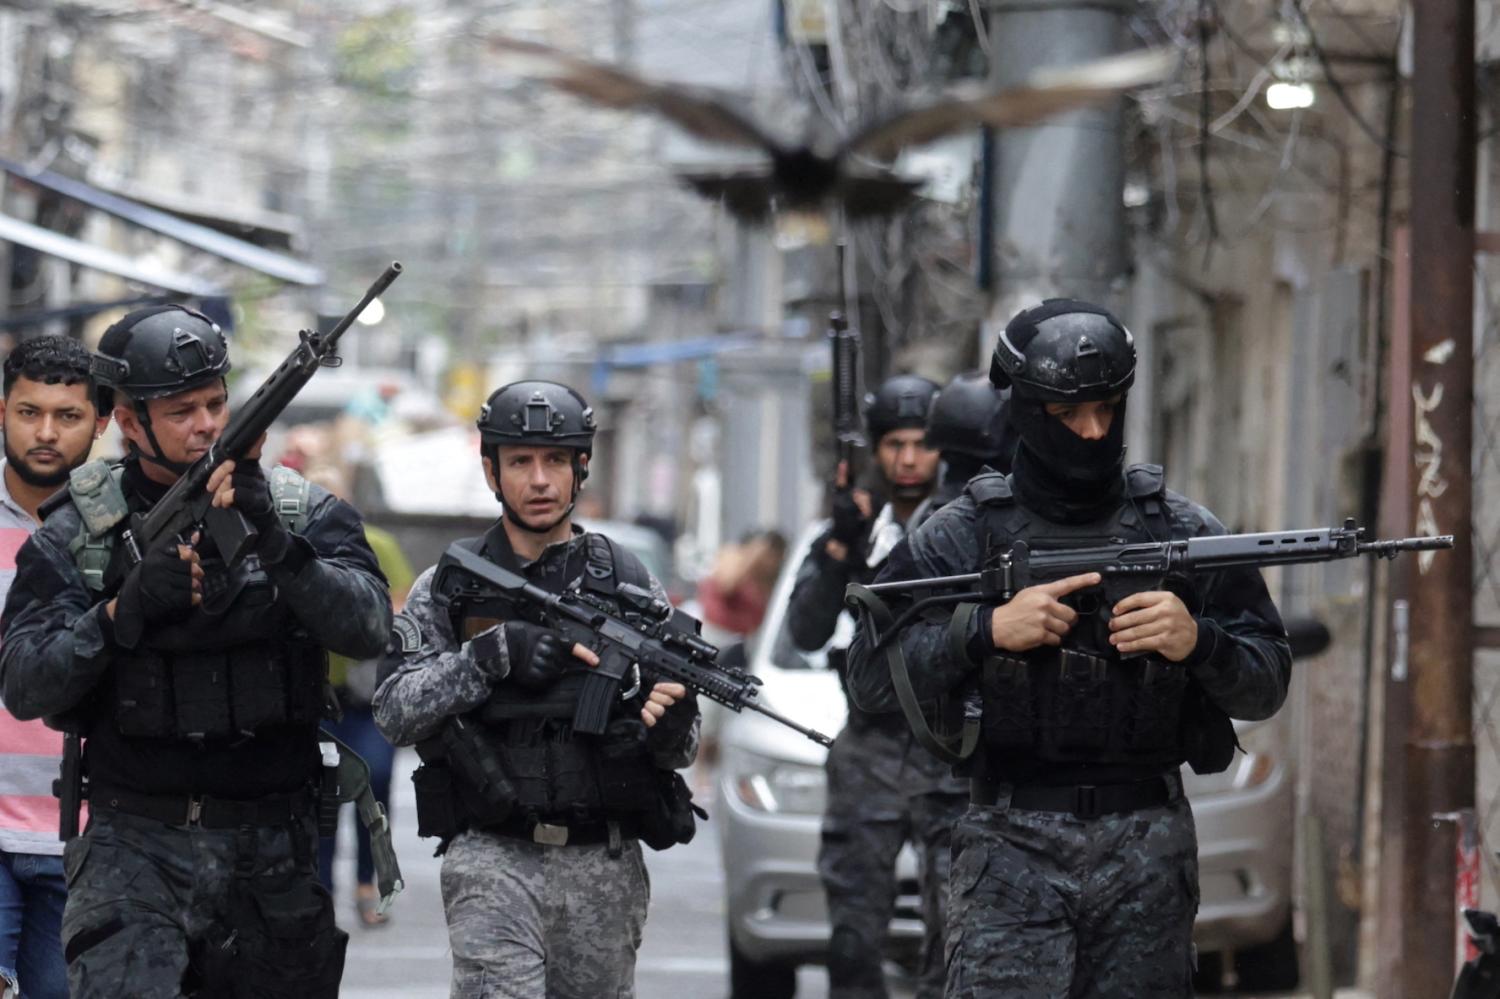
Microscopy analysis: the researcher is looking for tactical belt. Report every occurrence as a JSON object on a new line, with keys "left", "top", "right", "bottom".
{"left": 90, "top": 785, "right": 314, "bottom": 829}
{"left": 969, "top": 775, "right": 1179, "bottom": 819}
{"left": 483, "top": 815, "right": 633, "bottom": 849}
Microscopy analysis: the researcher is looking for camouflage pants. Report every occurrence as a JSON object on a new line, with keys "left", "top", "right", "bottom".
{"left": 440, "top": 827, "right": 649, "bottom": 999}
{"left": 60, "top": 808, "right": 341, "bottom": 999}
{"left": 819, "top": 722, "right": 960, "bottom": 999}
{"left": 945, "top": 791, "right": 1199, "bottom": 998}
{"left": 910, "top": 790, "right": 968, "bottom": 998}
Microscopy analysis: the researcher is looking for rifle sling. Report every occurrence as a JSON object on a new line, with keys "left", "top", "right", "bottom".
{"left": 843, "top": 583, "right": 978, "bottom": 765}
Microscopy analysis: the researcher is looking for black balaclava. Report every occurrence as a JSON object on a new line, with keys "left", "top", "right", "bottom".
{"left": 1009, "top": 394, "right": 1128, "bottom": 524}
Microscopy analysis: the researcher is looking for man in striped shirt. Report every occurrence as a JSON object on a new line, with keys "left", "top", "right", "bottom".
{"left": 0, "top": 336, "right": 109, "bottom": 999}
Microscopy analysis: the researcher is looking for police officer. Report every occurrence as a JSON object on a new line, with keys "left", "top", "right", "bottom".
{"left": 0, "top": 305, "right": 392, "bottom": 998}
{"left": 908, "top": 371, "right": 1016, "bottom": 531}
{"left": 785, "top": 374, "right": 947, "bottom": 999}
{"left": 373, "top": 380, "right": 700, "bottom": 999}
{"left": 845, "top": 299, "right": 1292, "bottom": 997}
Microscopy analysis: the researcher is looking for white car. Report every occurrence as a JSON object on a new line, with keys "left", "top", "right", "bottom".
{"left": 717, "top": 524, "right": 1303, "bottom": 997}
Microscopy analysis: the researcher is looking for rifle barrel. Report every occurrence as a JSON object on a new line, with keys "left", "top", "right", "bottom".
{"left": 1357, "top": 534, "right": 1454, "bottom": 556}
{"left": 747, "top": 700, "right": 834, "bottom": 747}
{"left": 321, "top": 261, "right": 402, "bottom": 349}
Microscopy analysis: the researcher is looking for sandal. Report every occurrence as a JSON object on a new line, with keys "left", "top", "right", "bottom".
{"left": 355, "top": 885, "right": 389, "bottom": 928}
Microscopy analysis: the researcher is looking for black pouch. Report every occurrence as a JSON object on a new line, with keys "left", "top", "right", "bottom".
{"left": 412, "top": 762, "right": 464, "bottom": 841}
{"left": 284, "top": 645, "right": 328, "bottom": 725}
{"left": 1124, "top": 658, "right": 1189, "bottom": 753}
{"left": 638, "top": 769, "right": 706, "bottom": 852}
{"left": 1181, "top": 682, "right": 1242, "bottom": 775}
{"left": 595, "top": 719, "right": 655, "bottom": 814}
{"left": 1046, "top": 651, "right": 1112, "bottom": 753}
{"left": 173, "top": 652, "right": 233, "bottom": 739}
{"left": 195, "top": 874, "right": 348, "bottom": 999}
{"left": 228, "top": 647, "right": 287, "bottom": 734}
{"left": 978, "top": 656, "right": 1036, "bottom": 751}
{"left": 114, "top": 653, "right": 176, "bottom": 738}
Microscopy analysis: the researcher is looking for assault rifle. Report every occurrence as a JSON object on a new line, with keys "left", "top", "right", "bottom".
{"left": 844, "top": 519, "right": 1453, "bottom": 763}
{"left": 115, "top": 262, "right": 402, "bottom": 571}
{"left": 433, "top": 542, "right": 835, "bottom": 747}
{"left": 828, "top": 240, "right": 864, "bottom": 470}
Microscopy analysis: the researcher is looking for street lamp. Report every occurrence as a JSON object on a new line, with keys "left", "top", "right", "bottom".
{"left": 1266, "top": 81, "right": 1316, "bottom": 110}
{"left": 356, "top": 297, "right": 386, "bottom": 326}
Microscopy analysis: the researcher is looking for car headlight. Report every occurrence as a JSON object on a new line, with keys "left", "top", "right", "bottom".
{"left": 725, "top": 748, "right": 827, "bottom": 815}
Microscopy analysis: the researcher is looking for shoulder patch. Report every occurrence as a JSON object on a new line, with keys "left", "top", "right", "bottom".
{"left": 392, "top": 614, "right": 423, "bottom": 654}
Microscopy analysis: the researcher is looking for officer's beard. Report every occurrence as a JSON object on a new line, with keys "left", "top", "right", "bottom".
{"left": 3, "top": 438, "right": 80, "bottom": 488}
{"left": 1009, "top": 397, "right": 1127, "bottom": 523}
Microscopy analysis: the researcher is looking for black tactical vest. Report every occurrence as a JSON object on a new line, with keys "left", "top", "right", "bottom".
{"left": 427, "top": 527, "right": 666, "bottom": 831}
{"left": 108, "top": 556, "right": 327, "bottom": 740}
{"left": 968, "top": 464, "right": 1209, "bottom": 771}
{"left": 77, "top": 465, "right": 327, "bottom": 743}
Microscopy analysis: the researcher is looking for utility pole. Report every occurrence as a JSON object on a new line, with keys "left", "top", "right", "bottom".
{"left": 1393, "top": 1, "right": 1476, "bottom": 995}
{"left": 980, "top": 0, "right": 1129, "bottom": 348}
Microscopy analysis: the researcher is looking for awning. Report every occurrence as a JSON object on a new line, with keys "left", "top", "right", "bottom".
{"left": 0, "top": 158, "right": 323, "bottom": 286}
{"left": 0, "top": 212, "right": 225, "bottom": 297}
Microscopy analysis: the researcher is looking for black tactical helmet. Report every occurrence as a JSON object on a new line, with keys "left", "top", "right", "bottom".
{"left": 864, "top": 374, "right": 940, "bottom": 443}
{"left": 989, "top": 298, "right": 1134, "bottom": 402}
{"left": 925, "top": 372, "right": 1012, "bottom": 463}
{"left": 94, "top": 305, "right": 231, "bottom": 401}
{"left": 479, "top": 379, "right": 596, "bottom": 461}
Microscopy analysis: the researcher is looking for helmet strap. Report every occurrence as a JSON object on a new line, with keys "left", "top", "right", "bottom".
{"left": 131, "top": 401, "right": 194, "bottom": 477}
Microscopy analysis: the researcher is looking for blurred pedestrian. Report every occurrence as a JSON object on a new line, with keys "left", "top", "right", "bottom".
{"left": 0, "top": 336, "right": 110, "bottom": 999}
{"left": 305, "top": 466, "right": 415, "bottom": 928}
{"left": 697, "top": 529, "right": 786, "bottom": 640}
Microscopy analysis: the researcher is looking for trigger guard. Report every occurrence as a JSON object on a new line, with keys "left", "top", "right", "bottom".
{"left": 620, "top": 662, "right": 641, "bottom": 700}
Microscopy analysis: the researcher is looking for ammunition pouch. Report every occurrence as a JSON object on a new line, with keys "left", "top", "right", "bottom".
{"left": 1180, "top": 682, "right": 1241, "bottom": 775}
{"left": 414, "top": 713, "right": 703, "bottom": 852}
{"left": 194, "top": 873, "right": 347, "bottom": 999}
{"left": 637, "top": 769, "right": 707, "bottom": 852}
{"left": 112, "top": 641, "right": 326, "bottom": 740}
{"left": 411, "top": 761, "right": 465, "bottom": 847}
{"left": 977, "top": 649, "right": 1189, "bottom": 767}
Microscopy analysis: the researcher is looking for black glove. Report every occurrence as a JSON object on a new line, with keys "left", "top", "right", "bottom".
{"left": 501, "top": 621, "right": 573, "bottom": 690}
{"left": 229, "top": 458, "right": 277, "bottom": 529}
{"left": 828, "top": 488, "right": 869, "bottom": 547}
{"left": 228, "top": 459, "right": 308, "bottom": 568}
{"left": 113, "top": 542, "right": 198, "bottom": 645}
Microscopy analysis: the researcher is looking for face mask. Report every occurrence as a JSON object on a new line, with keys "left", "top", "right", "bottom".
{"left": 1008, "top": 395, "right": 1128, "bottom": 492}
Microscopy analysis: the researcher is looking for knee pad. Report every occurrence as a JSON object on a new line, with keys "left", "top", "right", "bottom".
{"left": 828, "top": 925, "right": 882, "bottom": 988}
